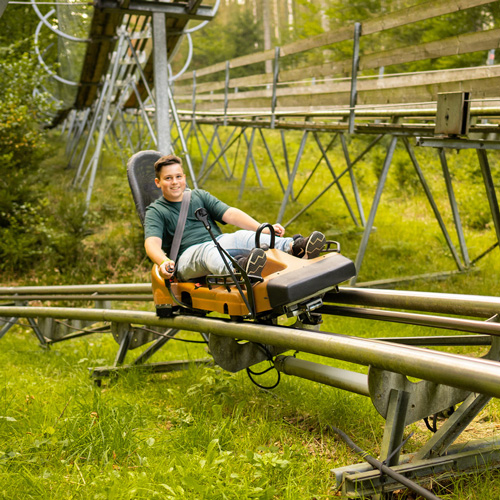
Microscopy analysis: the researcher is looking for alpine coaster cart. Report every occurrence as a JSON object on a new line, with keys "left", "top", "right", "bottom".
{"left": 127, "top": 150, "right": 356, "bottom": 325}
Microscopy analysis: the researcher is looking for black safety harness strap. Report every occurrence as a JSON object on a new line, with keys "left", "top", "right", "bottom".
{"left": 169, "top": 189, "right": 191, "bottom": 263}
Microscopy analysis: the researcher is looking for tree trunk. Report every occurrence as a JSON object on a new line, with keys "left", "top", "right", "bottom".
{"left": 262, "top": 0, "right": 272, "bottom": 73}
{"left": 320, "top": 0, "right": 329, "bottom": 33}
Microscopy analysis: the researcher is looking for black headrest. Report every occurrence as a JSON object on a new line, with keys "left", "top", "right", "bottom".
{"left": 127, "top": 150, "right": 163, "bottom": 226}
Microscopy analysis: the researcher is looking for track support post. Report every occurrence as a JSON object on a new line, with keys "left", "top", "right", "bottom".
{"left": 379, "top": 389, "right": 409, "bottom": 468}
{"left": 335, "top": 336, "right": 500, "bottom": 498}
{"left": 348, "top": 22, "right": 361, "bottom": 135}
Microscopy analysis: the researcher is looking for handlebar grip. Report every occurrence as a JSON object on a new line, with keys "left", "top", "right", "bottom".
{"left": 255, "top": 223, "right": 275, "bottom": 249}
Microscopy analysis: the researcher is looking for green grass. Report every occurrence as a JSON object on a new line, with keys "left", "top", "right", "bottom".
{"left": 2, "top": 130, "right": 500, "bottom": 498}
{"left": 0, "top": 328, "right": 358, "bottom": 499}
{"left": 2, "top": 311, "right": 500, "bottom": 499}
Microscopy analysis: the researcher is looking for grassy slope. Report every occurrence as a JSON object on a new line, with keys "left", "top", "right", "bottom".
{"left": 1, "top": 131, "right": 500, "bottom": 498}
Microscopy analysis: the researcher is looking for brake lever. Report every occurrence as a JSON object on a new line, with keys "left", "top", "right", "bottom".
{"left": 195, "top": 207, "right": 211, "bottom": 230}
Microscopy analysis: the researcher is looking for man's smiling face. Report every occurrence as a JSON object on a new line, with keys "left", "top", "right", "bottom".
{"left": 155, "top": 163, "right": 186, "bottom": 202}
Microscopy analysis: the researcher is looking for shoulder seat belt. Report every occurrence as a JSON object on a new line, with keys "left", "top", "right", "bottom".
{"left": 169, "top": 189, "right": 192, "bottom": 263}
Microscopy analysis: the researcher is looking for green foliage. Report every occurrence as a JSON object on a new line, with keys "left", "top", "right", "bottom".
{"left": 181, "top": 0, "right": 500, "bottom": 83}
{"left": 0, "top": 129, "right": 146, "bottom": 282}
{"left": 42, "top": 192, "right": 91, "bottom": 273}
{"left": 0, "top": 28, "right": 146, "bottom": 282}
{"left": 0, "top": 6, "right": 41, "bottom": 48}
{"left": 334, "top": 0, "right": 500, "bottom": 73}
{"left": 0, "top": 47, "right": 54, "bottom": 165}
{"left": 183, "top": 7, "right": 264, "bottom": 80}
{"left": 0, "top": 44, "right": 59, "bottom": 273}
{"left": 290, "top": 0, "right": 325, "bottom": 40}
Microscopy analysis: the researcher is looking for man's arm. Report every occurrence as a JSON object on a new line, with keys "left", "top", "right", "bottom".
{"left": 222, "top": 207, "right": 285, "bottom": 236}
{"left": 145, "top": 236, "right": 175, "bottom": 278}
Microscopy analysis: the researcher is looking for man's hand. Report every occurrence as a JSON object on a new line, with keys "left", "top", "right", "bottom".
{"left": 159, "top": 258, "right": 175, "bottom": 279}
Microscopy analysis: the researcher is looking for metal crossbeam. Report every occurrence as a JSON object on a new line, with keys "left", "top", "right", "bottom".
{"left": 95, "top": 0, "right": 215, "bottom": 19}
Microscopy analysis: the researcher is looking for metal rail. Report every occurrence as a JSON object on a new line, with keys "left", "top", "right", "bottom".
{"left": 0, "top": 283, "right": 151, "bottom": 295}
{"left": 274, "top": 355, "right": 369, "bottom": 396}
{"left": 3, "top": 284, "right": 500, "bottom": 340}
{"left": 0, "top": 295, "right": 152, "bottom": 302}
{"left": 2, "top": 285, "right": 499, "bottom": 354}
{"left": 2, "top": 282, "right": 499, "bottom": 317}
{"left": 319, "top": 305, "right": 500, "bottom": 336}
{"left": 2, "top": 305, "right": 500, "bottom": 398}
{"left": 327, "top": 287, "right": 500, "bottom": 317}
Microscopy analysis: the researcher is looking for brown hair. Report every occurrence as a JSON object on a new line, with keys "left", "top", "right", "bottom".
{"left": 154, "top": 154, "right": 183, "bottom": 178}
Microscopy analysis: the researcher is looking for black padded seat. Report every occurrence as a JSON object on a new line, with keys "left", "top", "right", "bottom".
{"left": 266, "top": 254, "right": 356, "bottom": 308}
{"left": 127, "top": 150, "right": 163, "bottom": 226}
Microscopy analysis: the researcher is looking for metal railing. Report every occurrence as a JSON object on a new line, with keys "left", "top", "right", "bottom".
{"left": 0, "top": 304, "right": 500, "bottom": 397}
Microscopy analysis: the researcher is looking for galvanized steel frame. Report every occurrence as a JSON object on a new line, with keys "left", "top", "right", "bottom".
{"left": 171, "top": 117, "right": 499, "bottom": 285}
{"left": 54, "top": 0, "right": 500, "bottom": 284}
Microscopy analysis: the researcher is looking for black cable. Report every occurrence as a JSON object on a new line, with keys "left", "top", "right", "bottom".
{"left": 424, "top": 406, "right": 455, "bottom": 433}
{"left": 247, "top": 365, "right": 281, "bottom": 390}
{"left": 424, "top": 414, "right": 438, "bottom": 433}
{"left": 245, "top": 342, "right": 281, "bottom": 390}
{"left": 0, "top": 316, "right": 110, "bottom": 336}
{"left": 247, "top": 364, "right": 275, "bottom": 376}
{"left": 0, "top": 316, "right": 208, "bottom": 344}
{"left": 328, "top": 426, "right": 442, "bottom": 500}
{"left": 53, "top": 319, "right": 109, "bottom": 334}
{"left": 135, "top": 325, "right": 208, "bottom": 344}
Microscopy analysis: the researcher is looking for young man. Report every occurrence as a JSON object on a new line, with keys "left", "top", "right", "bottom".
{"left": 144, "top": 154, "right": 326, "bottom": 281}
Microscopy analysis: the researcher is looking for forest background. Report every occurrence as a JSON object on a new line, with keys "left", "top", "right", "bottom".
{"left": 1, "top": 0, "right": 499, "bottom": 286}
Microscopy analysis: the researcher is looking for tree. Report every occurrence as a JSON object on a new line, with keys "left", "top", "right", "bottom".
{"left": 325, "top": 0, "right": 500, "bottom": 72}
{"left": 0, "top": 42, "right": 56, "bottom": 271}
{"left": 184, "top": 3, "right": 263, "bottom": 79}
{"left": 0, "top": 4, "right": 40, "bottom": 46}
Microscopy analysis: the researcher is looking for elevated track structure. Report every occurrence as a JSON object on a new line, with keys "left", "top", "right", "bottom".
{"left": 38, "top": 0, "right": 500, "bottom": 284}
{"left": 2, "top": 284, "right": 500, "bottom": 497}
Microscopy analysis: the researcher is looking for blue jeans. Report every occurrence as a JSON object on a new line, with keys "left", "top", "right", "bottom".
{"left": 176, "top": 230, "right": 293, "bottom": 280}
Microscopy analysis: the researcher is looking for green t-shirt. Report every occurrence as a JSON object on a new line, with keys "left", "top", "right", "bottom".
{"left": 144, "top": 189, "right": 230, "bottom": 258}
